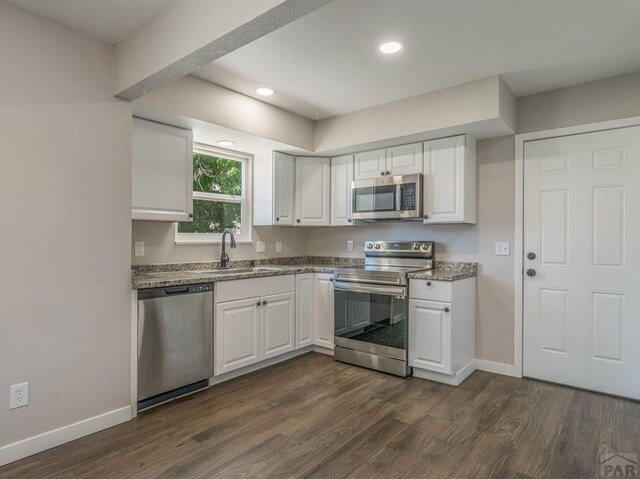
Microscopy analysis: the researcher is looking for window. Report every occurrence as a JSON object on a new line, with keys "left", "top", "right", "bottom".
{"left": 175, "top": 144, "right": 251, "bottom": 243}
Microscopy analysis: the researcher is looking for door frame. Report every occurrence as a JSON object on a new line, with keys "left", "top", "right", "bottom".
{"left": 513, "top": 115, "right": 640, "bottom": 378}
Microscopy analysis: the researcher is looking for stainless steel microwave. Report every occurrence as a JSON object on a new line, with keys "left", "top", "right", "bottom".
{"left": 351, "top": 174, "right": 423, "bottom": 221}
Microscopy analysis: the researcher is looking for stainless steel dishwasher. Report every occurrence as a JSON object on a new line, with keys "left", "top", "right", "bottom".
{"left": 137, "top": 283, "right": 214, "bottom": 410}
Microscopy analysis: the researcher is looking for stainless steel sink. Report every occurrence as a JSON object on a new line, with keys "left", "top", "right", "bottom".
{"left": 191, "top": 267, "right": 284, "bottom": 275}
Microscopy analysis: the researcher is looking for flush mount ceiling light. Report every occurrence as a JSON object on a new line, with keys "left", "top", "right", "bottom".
{"left": 217, "top": 140, "right": 235, "bottom": 147}
{"left": 255, "top": 87, "right": 275, "bottom": 96}
{"left": 379, "top": 41, "right": 403, "bottom": 54}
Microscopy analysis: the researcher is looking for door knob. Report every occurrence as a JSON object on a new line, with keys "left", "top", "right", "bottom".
{"left": 526, "top": 269, "right": 536, "bottom": 277}
{"left": 426, "top": 281, "right": 432, "bottom": 286}
{"left": 444, "top": 307, "right": 450, "bottom": 313}
{"left": 527, "top": 252, "right": 536, "bottom": 260}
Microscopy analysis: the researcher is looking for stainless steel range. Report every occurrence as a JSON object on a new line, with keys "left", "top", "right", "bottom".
{"left": 333, "top": 240, "right": 434, "bottom": 377}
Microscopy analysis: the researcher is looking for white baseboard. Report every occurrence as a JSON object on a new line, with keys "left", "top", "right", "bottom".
{"left": 312, "top": 345, "right": 334, "bottom": 356}
{"left": 0, "top": 406, "right": 132, "bottom": 467}
{"left": 475, "top": 359, "right": 515, "bottom": 377}
{"left": 413, "top": 360, "right": 476, "bottom": 386}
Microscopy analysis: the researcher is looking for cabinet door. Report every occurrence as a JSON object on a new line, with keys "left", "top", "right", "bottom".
{"left": 409, "top": 299, "right": 452, "bottom": 375}
{"left": 354, "top": 149, "right": 386, "bottom": 180}
{"left": 132, "top": 118, "right": 193, "bottom": 221}
{"left": 273, "top": 152, "right": 295, "bottom": 225}
{"left": 295, "top": 157, "right": 330, "bottom": 226}
{"left": 386, "top": 143, "right": 423, "bottom": 176}
{"left": 423, "top": 135, "right": 476, "bottom": 224}
{"left": 313, "top": 273, "right": 335, "bottom": 349}
{"left": 260, "top": 292, "right": 295, "bottom": 359}
{"left": 295, "top": 274, "right": 314, "bottom": 349}
{"left": 330, "top": 154, "right": 354, "bottom": 226}
{"left": 215, "top": 298, "right": 260, "bottom": 375}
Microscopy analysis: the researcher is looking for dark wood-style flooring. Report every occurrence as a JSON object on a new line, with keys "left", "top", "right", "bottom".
{"left": 1, "top": 353, "right": 639, "bottom": 478}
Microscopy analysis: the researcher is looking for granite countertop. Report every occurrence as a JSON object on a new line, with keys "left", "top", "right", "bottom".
{"left": 131, "top": 257, "right": 477, "bottom": 289}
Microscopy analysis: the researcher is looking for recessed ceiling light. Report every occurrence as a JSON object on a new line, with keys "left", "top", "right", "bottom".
{"left": 379, "top": 41, "right": 403, "bottom": 54}
{"left": 255, "top": 87, "right": 275, "bottom": 96}
{"left": 217, "top": 140, "right": 235, "bottom": 147}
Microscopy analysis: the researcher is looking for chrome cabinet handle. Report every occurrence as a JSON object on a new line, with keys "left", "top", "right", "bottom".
{"left": 526, "top": 269, "right": 536, "bottom": 277}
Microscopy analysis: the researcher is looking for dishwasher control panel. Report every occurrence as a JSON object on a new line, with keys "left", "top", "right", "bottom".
{"left": 191, "top": 284, "right": 213, "bottom": 293}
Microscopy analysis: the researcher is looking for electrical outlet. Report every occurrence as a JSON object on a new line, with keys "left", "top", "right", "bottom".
{"left": 275, "top": 241, "right": 282, "bottom": 253}
{"left": 134, "top": 241, "right": 145, "bottom": 257}
{"left": 10, "top": 382, "right": 29, "bottom": 409}
{"left": 495, "top": 242, "right": 510, "bottom": 256}
{"left": 256, "top": 241, "right": 266, "bottom": 253}
{"left": 347, "top": 240, "right": 354, "bottom": 252}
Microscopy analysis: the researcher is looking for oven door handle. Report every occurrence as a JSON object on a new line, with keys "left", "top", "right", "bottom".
{"left": 333, "top": 281, "right": 406, "bottom": 297}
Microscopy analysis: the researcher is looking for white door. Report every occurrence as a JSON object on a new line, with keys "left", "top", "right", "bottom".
{"left": 330, "top": 154, "right": 354, "bottom": 226}
{"left": 295, "top": 157, "right": 330, "bottom": 226}
{"left": 354, "top": 148, "right": 386, "bottom": 180}
{"left": 215, "top": 298, "right": 260, "bottom": 375}
{"left": 523, "top": 126, "right": 640, "bottom": 399}
{"left": 408, "top": 299, "right": 452, "bottom": 375}
{"left": 295, "top": 274, "right": 314, "bottom": 349}
{"left": 260, "top": 292, "right": 295, "bottom": 359}
{"left": 273, "top": 152, "right": 295, "bottom": 225}
{"left": 386, "top": 143, "right": 423, "bottom": 176}
{"left": 314, "top": 273, "right": 334, "bottom": 349}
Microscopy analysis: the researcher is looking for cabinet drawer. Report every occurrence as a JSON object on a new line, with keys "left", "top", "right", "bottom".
{"left": 216, "top": 275, "right": 295, "bottom": 303}
{"left": 409, "top": 279, "right": 452, "bottom": 302}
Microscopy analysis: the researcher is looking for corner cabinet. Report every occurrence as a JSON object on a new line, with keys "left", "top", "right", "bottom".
{"left": 330, "top": 154, "right": 354, "bottom": 226}
{"left": 409, "top": 277, "right": 476, "bottom": 385}
{"left": 422, "top": 135, "right": 476, "bottom": 224}
{"left": 131, "top": 118, "right": 193, "bottom": 221}
{"left": 272, "top": 152, "right": 295, "bottom": 225}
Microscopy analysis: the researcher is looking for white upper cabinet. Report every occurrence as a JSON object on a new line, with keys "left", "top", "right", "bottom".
{"left": 272, "top": 152, "right": 295, "bottom": 225}
{"left": 423, "top": 135, "right": 476, "bottom": 224}
{"left": 295, "top": 157, "right": 331, "bottom": 226}
{"left": 354, "top": 148, "right": 386, "bottom": 179}
{"left": 386, "top": 143, "right": 423, "bottom": 176}
{"left": 330, "top": 154, "right": 354, "bottom": 226}
{"left": 132, "top": 118, "right": 193, "bottom": 221}
{"left": 354, "top": 143, "right": 423, "bottom": 179}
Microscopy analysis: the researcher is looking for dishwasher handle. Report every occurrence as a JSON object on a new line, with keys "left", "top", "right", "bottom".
{"left": 165, "top": 286, "right": 190, "bottom": 295}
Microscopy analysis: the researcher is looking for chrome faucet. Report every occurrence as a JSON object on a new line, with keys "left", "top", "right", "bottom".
{"left": 220, "top": 228, "right": 237, "bottom": 268}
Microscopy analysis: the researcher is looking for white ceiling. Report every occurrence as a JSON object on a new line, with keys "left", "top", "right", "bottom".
{"left": 194, "top": 0, "right": 640, "bottom": 120}
{"left": 1, "top": 0, "right": 172, "bottom": 44}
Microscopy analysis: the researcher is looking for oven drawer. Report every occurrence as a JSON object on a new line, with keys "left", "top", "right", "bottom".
{"left": 409, "top": 279, "right": 452, "bottom": 302}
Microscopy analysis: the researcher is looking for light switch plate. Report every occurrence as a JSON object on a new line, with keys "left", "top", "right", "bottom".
{"left": 256, "top": 241, "right": 266, "bottom": 253}
{"left": 134, "top": 241, "right": 145, "bottom": 257}
{"left": 275, "top": 241, "right": 282, "bottom": 253}
{"left": 347, "top": 240, "right": 354, "bottom": 252}
{"left": 495, "top": 242, "right": 510, "bottom": 256}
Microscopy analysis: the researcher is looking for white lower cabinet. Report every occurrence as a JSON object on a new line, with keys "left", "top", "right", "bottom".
{"left": 261, "top": 292, "right": 295, "bottom": 359}
{"left": 295, "top": 273, "right": 314, "bottom": 349}
{"left": 214, "top": 276, "right": 295, "bottom": 375}
{"left": 409, "top": 277, "right": 476, "bottom": 385}
{"left": 313, "top": 273, "right": 335, "bottom": 349}
{"left": 215, "top": 298, "right": 261, "bottom": 375}
{"left": 409, "top": 300, "right": 453, "bottom": 375}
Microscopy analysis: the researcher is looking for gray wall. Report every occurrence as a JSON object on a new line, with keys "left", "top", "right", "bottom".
{"left": 518, "top": 71, "right": 640, "bottom": 133}
{"left": 0, "top": 4, "right": 132, "bottom": 447}
{"left": 132, "top": 223, "right": 309, "bottom": 265}
{"left": 307, "top": 137, "right": 516, "bottom": 365}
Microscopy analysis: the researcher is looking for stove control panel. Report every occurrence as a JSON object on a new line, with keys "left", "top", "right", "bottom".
{"left": 364, "top": 240, "right": 434, "bottom": 256}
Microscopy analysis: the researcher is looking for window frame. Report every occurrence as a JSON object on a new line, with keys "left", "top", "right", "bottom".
{"left": 175, "top": 143, "right": 252, "bottom": 244}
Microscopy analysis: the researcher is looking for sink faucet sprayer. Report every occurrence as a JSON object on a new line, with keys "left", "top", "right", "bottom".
{"left": 220, "top": 228, "right": 237, "bottom": 268}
